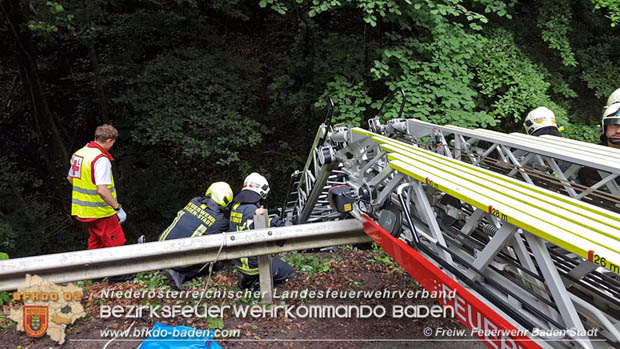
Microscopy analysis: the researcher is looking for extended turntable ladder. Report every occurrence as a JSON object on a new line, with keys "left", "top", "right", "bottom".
{"left": 287, "top": 119, "right": 620, "bottom": 348}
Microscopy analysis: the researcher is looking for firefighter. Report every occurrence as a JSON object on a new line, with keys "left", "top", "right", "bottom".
{"left": 229, "top": 172, "right": 295, "bottom": 289}
{"left": 601, "top": 102, "right": 620, "bottom": 149}
{"left": 159, "top": 181, "right": 233, "bottom": 290}
{"left": 577, "top": 102, "right": 620, "bottom": 186}
{"left": 523, "top": 107, "right": 561, "bottom": 137}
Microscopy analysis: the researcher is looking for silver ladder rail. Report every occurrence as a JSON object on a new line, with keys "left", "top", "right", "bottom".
{"left": 370, "top": 118, "right": 620, "bottom": 213}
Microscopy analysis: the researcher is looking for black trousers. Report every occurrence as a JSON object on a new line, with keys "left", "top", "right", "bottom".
{"left": 172, "top": 262, "right": 224, "bottom": 283}
{"left": 232, "top": 256, "right": 295, "bottom": 283}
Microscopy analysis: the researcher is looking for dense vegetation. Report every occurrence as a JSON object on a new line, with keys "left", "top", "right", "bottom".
{"left": 1, "top": 0, "right": 618, "bottom": 257}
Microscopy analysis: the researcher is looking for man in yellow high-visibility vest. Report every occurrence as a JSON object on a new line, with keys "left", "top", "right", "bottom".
{"left": 66, "top": 124, "right": 127, "bottom": 249}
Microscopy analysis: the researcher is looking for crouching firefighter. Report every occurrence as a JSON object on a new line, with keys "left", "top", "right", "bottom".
{"left": 159, "top": 182, "right": 233, "bottom": 290}
{"left": 230, "top": 172, "right": 295, "bottom": 289}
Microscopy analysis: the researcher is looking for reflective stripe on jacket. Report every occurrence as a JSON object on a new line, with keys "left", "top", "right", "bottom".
{"left": 159, "top": 198, "right": 229, "bottom": 241}
{"left": 229, "top": 201, "right": 284, "bottom": 275}
{"left": 69, "top": 143, "right": 116, "bottom": 218}
{"left": 229, "top": 202, "right": 284, "bottom": 232}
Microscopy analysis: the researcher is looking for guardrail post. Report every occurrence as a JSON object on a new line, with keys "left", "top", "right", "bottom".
{"left": 254, "top": 212, "right": 273, "bottom": 304}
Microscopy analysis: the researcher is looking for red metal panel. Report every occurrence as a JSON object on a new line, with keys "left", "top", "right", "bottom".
{"left": 362, "top": 214, "right": 541, "bottom": 349}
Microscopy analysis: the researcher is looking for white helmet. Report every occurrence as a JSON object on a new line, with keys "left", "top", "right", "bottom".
{"left": 602, "top": 103, "right": 620, "bottom": 131}
{"left": 606, "top": 88, "right": 620, "bottom": 107}
{"left": 243, "top": 172, "right": 270, "bottom": 199}
{"left": 524, "top": 107, "right": 557, "bottom": 135}
{"left": 205, "top": 181, "right": 233, "bottom": 207}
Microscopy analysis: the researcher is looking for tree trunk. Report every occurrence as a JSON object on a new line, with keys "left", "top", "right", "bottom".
{"left": 0, "top": 0, "right": 69, "bottom": 174}
{"left": 88, "top": 40, "right": 109, "bottom": 124}
{"left": 85, "top": 0, "right": 109, "bottom": 124}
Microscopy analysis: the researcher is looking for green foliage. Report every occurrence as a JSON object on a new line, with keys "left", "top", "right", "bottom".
{"left": 473, "top": 29, "right": 564, "bottom": 127}
{"left": 0, "top": 253, "right": 8, "bottom": 306}
{"left": 239, "top": 292, "right": 260, "bottom": 305}
{"left": 372, "top": 28, "right": 495, "bottom": 128}
{"left": 27, "top": 1, "right": 75, "bottom": 35}
{"left": 1, "top": 0, "right": 618, "bottom": 258}
{"left": 207, "top": 316, "right": 225, "bottom": 329}
{"left": 135, "top": 272, "right": 170, "bottom": 290}
{"left": 124, "top": 49, "right": 263, "bottom": 167}
{"left": 0, "top": 222, "right": 16, "bottom": 257}
{"left": 74, "top": 280, "right": 93, "bottom": 288}
{"left": 258, "top": 0, "right": 289, "bottom": 14}
{"left": 371, "top": 242, "right": 398, "bottom": 269}
{"left": 349, "top": 281, "right": 362, "bottom": 288}
{"left": 592, "top": 0, "right": 620, "bottom": 26}
{"left": 211, "top": 0, "right": 251, "bottom": 20}
{"left": 315, "top": 77, "right": 370, "bottom": 126}
{"left": 560, "top": 124, "right": 601, "bottom": 143}
{"left": 537, "top": 0, "right": 577, "bottom": 67}
{"left": 283, "top": 253, "right": 331, "bottom": 274}
{"left": 0, "top": 292, "right": 11, "bottom": 307}
{"left": 577, "top": 42, "right": 620, "bottom": 100}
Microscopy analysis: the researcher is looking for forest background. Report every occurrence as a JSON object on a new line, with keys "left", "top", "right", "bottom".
{"left": 1, "top": 0, "right": 619, "bottom": 258}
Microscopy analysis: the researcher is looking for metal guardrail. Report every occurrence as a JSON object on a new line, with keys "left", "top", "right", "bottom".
{"left": 0, "top": 219, "right": 368, "bottom": 291}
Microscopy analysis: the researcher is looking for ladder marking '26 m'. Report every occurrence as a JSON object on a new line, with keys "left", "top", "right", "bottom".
{"left": 589, "top": 250, "right": 620, "bottom": 273}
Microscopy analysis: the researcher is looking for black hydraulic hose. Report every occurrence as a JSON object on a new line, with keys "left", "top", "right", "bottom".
{"left": 324, "top": 97, "right": 334, "bottom": 130}
{"left": 375, "top": 91, "right": 396, "bottom": 119}
{"left": 375, "top": 88, "right": 406, "bottom": 120}
{"left": 397, "top": 186, "right": 419, "bottom": 247}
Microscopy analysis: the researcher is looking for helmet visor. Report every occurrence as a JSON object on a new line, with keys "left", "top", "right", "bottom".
{"left": 532, "top": 126, "right": 560, "bottom": 137}
{"left": 604, "top": 117, "right": 620, "bottom": 126}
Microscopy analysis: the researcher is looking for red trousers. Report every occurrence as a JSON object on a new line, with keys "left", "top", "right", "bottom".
{"left": 82, "top": 215, "right": 126, "bottom": 249}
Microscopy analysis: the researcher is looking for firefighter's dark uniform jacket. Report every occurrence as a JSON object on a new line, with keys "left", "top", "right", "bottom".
{"left": 158, "top": 197, "right": 229, "bottom": 284}
{"left": 577, "top": 139, "right": 620, "bottom": 188}
{"left": 229, "top": 202, "right": 284, "bottom": 232}
{"left": 229, "top": 190, "right": 294, "bottom": 283}
{"left": 159, "top": 197, "right": 229, "bottom": 241}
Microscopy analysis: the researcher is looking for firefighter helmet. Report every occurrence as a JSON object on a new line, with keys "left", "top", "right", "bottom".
{"left": 524, "top": 107, "right": 557, "bottom": 135}
{"left": 602, "top": 103, "right": 620, "bottom": 131}
{"left": 243, "top": 172, "right": 270, "bottom": 199}
{"left": 606, "top": 88, "right": 620, "bottom": 108}
{"left": 205, "top": 181, "right": 233, "bottom": 207}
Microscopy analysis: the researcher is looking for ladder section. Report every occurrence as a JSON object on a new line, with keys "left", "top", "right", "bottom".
{"left": 284, "top": 126, "right": 349, "bottom": 224}
{"left": 372, "top": 118, "right": 620, "bottom": 213}
{"left": 323, "top": 126, "right": 620, "bottom": 348}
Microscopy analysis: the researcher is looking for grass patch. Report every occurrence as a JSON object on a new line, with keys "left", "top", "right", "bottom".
{"left": 207, "top": 317, "right": 224, "bottom": 329}
{"left": 282, "top": 253, "right": 331, "bottom": 275}
{"left": 135, "top": 271, "right": 171, "bottom": 290}
{"left": 0, "top": 291, "right": 10, "bottom": 306}
{"left": 371, "top": 243, "right": 400, "bottom": 271}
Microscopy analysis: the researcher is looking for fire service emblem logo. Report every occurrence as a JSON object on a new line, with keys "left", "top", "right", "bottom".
{"left": 23, "top": 305, "right": 48, "bottom": 337}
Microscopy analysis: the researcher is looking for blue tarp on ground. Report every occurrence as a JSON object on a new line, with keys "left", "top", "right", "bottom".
{"left": 138, "top": 322, "right": 222, "bottom": 349}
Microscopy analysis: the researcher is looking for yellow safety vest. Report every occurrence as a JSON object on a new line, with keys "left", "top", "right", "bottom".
{"left": 69, "top": 143, "right": 117, "bottom": 218}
